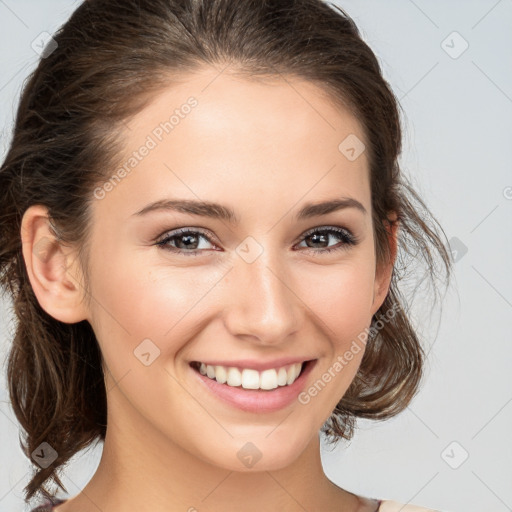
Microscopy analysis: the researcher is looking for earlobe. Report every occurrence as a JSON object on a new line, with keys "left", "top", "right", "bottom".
{"left": 371, "top": 215, "right": 399, "bottom": 316}
{"left": 20, "top": 205, "right": 89, "bottom": 324}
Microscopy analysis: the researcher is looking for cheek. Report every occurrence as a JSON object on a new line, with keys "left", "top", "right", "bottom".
{"left": 86, "top": 250, "right": 209, "bottom": 415}
{"left": 87, "top": 247, "right": 227, "bottom": 358}
{"left": 299, "top": 259, "right": 375, "bottom": 391}
{"left": 302, "top": 258, "right": 376, "bottom": 338}
{"left": 294, "top": 262, "right": 376, "bottom": 420}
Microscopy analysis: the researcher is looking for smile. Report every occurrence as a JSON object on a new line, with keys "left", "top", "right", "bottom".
{"left": 191, "top": 361, "right": 305, "bottom": 390}
{"left": 190, "top": 360, "right": 317, "bottom": 414}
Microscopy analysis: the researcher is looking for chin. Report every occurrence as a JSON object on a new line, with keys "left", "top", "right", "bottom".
{"left": 193, "top": 428, "right": 313, "bottom": 473}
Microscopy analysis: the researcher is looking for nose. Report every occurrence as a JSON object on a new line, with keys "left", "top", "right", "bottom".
{"left": 222, "top": 250, "right": 302, "bottom": 345}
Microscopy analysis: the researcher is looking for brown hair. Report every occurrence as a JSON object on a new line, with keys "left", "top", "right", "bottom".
{"left": 0, "top": 0, "right": 452, "bottom": 503}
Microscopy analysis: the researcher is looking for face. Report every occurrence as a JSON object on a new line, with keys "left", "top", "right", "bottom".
{"left": 70, "top": 67, "right": 392, "bottom": 471}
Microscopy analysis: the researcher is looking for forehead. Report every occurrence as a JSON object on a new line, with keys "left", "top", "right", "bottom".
{"left": 97, "top": 67, "right": 370, "bottom": 221}
{"left": 126, "top": 66, "right": 366, "bottom": 149}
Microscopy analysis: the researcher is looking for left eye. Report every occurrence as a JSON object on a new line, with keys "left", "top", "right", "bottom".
{"left": 296, "top": 227, "right": 357, "bottom": 254}
{"left": 155, "top": 226, "right": 358, "bottom": 256}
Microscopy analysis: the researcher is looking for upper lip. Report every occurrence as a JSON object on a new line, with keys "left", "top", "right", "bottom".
{"left": 191, "top": 357, "right": 315, "bottom": 372}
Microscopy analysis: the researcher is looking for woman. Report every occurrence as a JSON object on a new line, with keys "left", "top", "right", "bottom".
{"left": 0, "top": 1, "right": 452, "bottom": 511}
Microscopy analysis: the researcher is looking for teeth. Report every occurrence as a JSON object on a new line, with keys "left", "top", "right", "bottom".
{"left": 198, "top": 362, "right": 304, "bottom": 390}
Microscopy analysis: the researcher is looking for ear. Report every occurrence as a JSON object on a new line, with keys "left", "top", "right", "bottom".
{"left": 371, "top": 214, "right": 399, "bottom": 316}
{"left": 20, "top": 204, "right": 89, "bottom": 324}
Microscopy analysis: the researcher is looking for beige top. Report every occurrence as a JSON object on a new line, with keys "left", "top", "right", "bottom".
{"left": 379, "top": 500, "right": 440, "bottom": 511}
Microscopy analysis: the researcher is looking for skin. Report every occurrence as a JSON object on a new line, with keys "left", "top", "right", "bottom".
{"left": 21, "top": 66, "right": 397, "bottom": 512}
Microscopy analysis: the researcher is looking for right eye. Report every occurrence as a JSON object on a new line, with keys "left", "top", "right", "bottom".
{"left": 155, "top": 228, "right": 218, "bottom": 256}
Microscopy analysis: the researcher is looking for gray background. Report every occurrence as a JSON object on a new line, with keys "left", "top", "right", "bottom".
{"left": 1, "top": 1, "right": 511, "bottom": 511}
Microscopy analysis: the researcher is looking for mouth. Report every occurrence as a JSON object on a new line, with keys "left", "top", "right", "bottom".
{"left": 189, "top": 358, "right": 317, "bottom": 413}
{"left": 189, "top": 359, "right": 313, "bottom": 391}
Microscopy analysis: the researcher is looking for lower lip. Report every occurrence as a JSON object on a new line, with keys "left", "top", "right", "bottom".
{"left": 191, "top": 360, "right": 317, "bottom": 413}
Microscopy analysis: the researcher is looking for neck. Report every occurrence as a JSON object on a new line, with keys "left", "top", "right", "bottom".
{"left": 69, "top": 386, "right": 358, "bottom": 512}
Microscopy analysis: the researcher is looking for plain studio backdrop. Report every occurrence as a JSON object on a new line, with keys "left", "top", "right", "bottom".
{"left": 0, "top": 1, "right": 511, "bottom": 511}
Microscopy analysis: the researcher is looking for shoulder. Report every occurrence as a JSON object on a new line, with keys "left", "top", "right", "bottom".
{"left": 378, "top": 500, "right": 443, "bottom": 511}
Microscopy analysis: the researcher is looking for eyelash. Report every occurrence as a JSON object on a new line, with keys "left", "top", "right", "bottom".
{"left": 155, "top": 226, "right": 359, "bottom": 257}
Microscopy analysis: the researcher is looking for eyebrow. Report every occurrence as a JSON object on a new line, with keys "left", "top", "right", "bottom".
{"left": 132, "top": 197, "right": 367, "bottom": 223}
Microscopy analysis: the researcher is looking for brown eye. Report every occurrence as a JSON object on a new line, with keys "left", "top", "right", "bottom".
{"left": 295, "top": 227, "right": 358, "bottom": 255}
{"left": 156, "top": 228, "right": 217, "bottom": 256}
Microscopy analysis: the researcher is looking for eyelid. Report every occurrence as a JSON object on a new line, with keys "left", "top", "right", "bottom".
{"left": 155, "top": 226, "right": 217, "bottom": 244}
